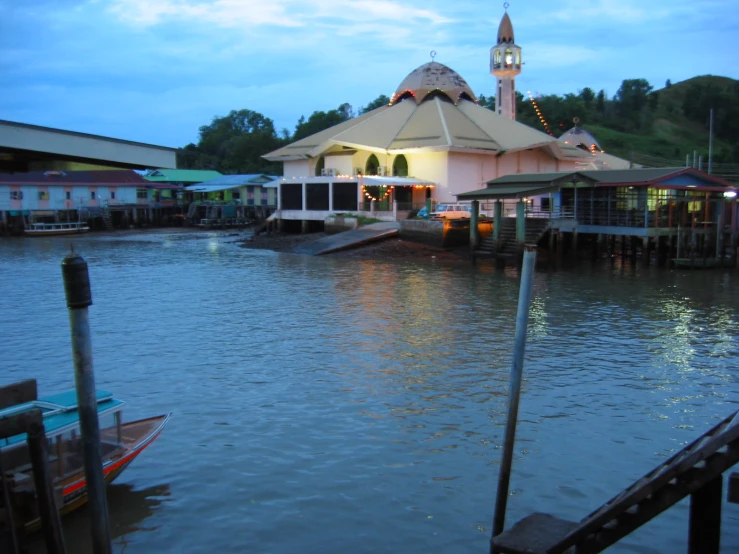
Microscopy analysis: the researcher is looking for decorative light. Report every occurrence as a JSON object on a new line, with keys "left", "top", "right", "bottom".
{"left": 724, "top": 191, "right": 737, "bottom": 198}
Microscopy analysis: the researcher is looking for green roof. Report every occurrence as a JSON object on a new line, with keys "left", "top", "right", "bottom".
{"left": 144, "top": 169, "right": 222, "bottom": 183}
{"left": 458, "top": 184, "right": 562, "bottom": 200}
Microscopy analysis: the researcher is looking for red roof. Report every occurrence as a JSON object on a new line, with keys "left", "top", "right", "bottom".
{"left": 0, "top": 170, "right": 151, "bottom": 186}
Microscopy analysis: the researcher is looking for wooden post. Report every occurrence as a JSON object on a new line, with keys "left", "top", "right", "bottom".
{"left": 515, "top": 201, "right": 526, "bottom": 245}
{"left": 494, "top": 201, "right": 502, "bottom": 245}
{"left": 688, "top": 475, "right": 722, "bottom": 554}
{"left": 643, "top": 237, "right": 650, "bottom": 266}
{"left": 27, "top": 413, "right": 67, "bottom": 554}
{"left": 470, "top": 200, "right": 480, "bottom": 264}
{"left": 491, "top": 245, "right": 537, "bottom": 548}
{"left": 61, "top": 253, "right": 112, "bottom": 554}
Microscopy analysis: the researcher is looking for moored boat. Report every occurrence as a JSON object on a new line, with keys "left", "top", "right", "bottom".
{"left": 24, "top": 221, "right": 90, "bottom": 237}
{"left": 671, "top": 258, "right": 725, "bottom": 269}
{"left": 0, "top": 389, "right": 169, "bottom": 531}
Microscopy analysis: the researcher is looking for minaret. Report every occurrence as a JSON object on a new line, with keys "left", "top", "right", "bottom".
{"left": 490, "top": 4, "right": 521, "bottom": 120}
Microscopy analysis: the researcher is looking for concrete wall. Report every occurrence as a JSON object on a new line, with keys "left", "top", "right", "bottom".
{"left": 284, "top": 160, "right": 310, "bottom": 178}
{"left": 324, "top": 154, "right": 354, "bottom": 176}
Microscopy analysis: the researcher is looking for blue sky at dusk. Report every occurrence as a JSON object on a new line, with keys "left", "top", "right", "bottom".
{"left": 2, "top": 0, "right": 738, "bottom": 148}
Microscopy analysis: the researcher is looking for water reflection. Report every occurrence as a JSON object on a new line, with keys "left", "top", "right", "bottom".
{"left": 24, "top": 482, "right": 170, "bottom": 554}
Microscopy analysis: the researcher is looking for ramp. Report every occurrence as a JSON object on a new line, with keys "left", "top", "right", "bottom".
{"left": 492, "top": 410, "right": 739, "bottom": 554}
{"left": 292, "top": 222, "right": 400, "bottom": 256}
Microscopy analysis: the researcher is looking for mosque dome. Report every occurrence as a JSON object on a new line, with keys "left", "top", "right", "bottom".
{"left": 390, "top": 62, "right": 478, "bottom": 106}
{"left": 558, "top": 124, "right": 603, "bottom": 153}
{"left": 497, "top": 12, "right": 515, "bottom": 44}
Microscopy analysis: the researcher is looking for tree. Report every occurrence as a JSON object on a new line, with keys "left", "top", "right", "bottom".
{"left": 579, "top": 87, "right": 595, "bottom": 109}
{"left": 596, "top": 90, "right": 606, "bottom": 113}
{"left": 615, "top": 79, "right": 653, "bottom": 113}
{"left": 292, "top": 104, "right": 353, "bottom": 142}
{"left": 178, "top": 109, "right": 285, "bottom": 174}
{"left": 665, "top": 79, "right": 672, "bottom": 88}
{"left": 360, "top": 95, "right": 391, "bottom": 114}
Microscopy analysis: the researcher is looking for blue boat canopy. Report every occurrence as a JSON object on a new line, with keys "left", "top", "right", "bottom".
{"left": 0, "top": 389, "right": 124, "bottom": 447}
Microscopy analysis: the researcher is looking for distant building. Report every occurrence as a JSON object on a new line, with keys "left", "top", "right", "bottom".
{"left": 262, "top": 7, "right": 631, "bottom": 228}
{"left": 0, "top": 120, "right": 177, "bottom": 173}
{"left": 183, "top": 174, "right": 278, "bottom": 223}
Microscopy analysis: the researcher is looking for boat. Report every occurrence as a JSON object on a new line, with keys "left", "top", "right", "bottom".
{"left": 671, "top": 258, "right": 726, "bottom": 269}
{"left": 24, "top": 221, "right": 90, "bottom": 237}
{"left": 0, "top": 389, "right": 169, "bottom": 531}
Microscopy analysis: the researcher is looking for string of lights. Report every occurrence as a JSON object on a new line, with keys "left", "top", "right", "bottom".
{"left": 527, "top": 91, "right": 554, "bottom": 136}
{"left": 361, "top": 185, "right": 394, "bottom": 202}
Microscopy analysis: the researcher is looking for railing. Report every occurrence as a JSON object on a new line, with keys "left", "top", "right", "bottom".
{"left": 524, "top": 208, "right": 575, "bottom": 219}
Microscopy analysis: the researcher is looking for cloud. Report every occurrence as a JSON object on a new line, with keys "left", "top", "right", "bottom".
{"left": 107, "top": 0, "right": 450, "bottom": 28}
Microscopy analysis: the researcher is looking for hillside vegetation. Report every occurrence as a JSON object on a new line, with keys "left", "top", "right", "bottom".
{"left": 179, "top": 76, "right": 739, "bottom": 180}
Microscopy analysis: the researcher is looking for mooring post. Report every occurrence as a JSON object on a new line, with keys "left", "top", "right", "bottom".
{"left": 470, "top": 200, "right": 480, "bottom": 264}
{"left": 27, "top": 412, "right": 67, "bottom": 554}
{"left": 688, "top": 474, "right": 722, "bottom": 554}
{"left": 491, "top": 244, "right": 537, "bottom": 551}
{"left": 61, "top": 252, "right": 112, "bottom": 554}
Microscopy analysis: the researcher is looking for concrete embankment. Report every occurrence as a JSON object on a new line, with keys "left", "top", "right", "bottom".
{"left": 291, "top": 222, "right": 400, "bottom": 255}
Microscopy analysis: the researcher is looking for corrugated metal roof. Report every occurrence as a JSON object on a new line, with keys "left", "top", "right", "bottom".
{"left": 144, "top": 169, "right": 222, "bottom": 183}
{"left": 485, "top": 171, "right": 587, "bottom": 186}
{"left": 0, "top": 169, "right": 149, "bottom": 185}
{"left": 185, "top": 174, "right": 278, "bottom": 192}
{"left": 579, "top": 167, "right": 682, "bottom": 184}
{"left": 458, "top": 184, "right": 561, "bottom": 200}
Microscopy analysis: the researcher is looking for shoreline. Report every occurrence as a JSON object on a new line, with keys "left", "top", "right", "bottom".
{"left": 239, "top": 231, "right": 471, "bottom": 262}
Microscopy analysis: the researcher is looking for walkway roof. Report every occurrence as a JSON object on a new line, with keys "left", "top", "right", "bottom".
{"left": 185, "top": 174, "right": 278, "bottom": 192}
{"left": 144, "top": 169, "right": 222, "bottom": 183}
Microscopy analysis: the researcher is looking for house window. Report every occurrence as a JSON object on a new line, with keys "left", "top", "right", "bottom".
{"left": 90, "top": 191, "right": 97, "bottom": 200}
{"left": 110, "top": 191, "right": 116, "bottom": 200}
{"left": 541, "top": 197, "right": 551, "bottom": 211}
{"left": 231, "top": 190, "right": 240, "bottom": 199}
{"left": 137, "top": 189, "right": 148, "bottom": 199}
{"left": 10, "top": 191, "right": 23, "bottom": 200}
{"left": 65, "top": 191, "right": 71, "bottom": 200}
{"left": 39, "top": 191, "right": 49, "bottom": 200}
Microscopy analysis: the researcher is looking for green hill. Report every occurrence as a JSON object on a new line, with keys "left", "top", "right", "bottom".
{"left": 508, "top": 75, "right": 739, "bottom": 179}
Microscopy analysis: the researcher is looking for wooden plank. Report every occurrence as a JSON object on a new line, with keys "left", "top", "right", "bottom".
{"left": 491, "top": 513, "right": 578, "bottom": 554}
{"left": 728, "top": 472, "right": 739, "bottom": 504}
{"left": 0, "top": 410, "right": 43, "bottom": 440}
{"left": 0, "top": 380, "right": 37, "bottom": 411}
{"left": 688, "top": 475, "right": 722, "bottom": 554}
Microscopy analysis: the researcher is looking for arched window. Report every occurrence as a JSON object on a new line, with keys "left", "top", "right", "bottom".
{"left": 314, "top": 156, "right": 325, "bottom": 177}
{"left": 504, "top": 49, "right": 513, "bottom": 66}
{"left": 515, "top": 51, "right": 521, "bottom": 66}
{"left": 494, "top": 50, "right": 501, "bottom": 66}
{"left": 365, "top": 154, "right": 380, "bottom": 176}
{"left": 392, "top": 155, "right": 408, "bottom": 177}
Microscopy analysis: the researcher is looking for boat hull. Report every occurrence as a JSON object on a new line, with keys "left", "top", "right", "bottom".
{"left": 24, "top": 228, "right": 90, "bottom": 237}
{"left": 23, "top": 414, "right": 170, "bottom": 531}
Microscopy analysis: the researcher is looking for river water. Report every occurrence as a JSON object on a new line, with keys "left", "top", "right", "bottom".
{"left": 2, "top": 230, "right": 738, "bottom": 553}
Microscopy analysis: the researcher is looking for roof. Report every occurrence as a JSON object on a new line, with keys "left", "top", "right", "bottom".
{"left": 559, "top": 126, "right": 602, "bottom": 151}
{"left": 186, "top": 174, "right": 277, "bottom": 192}
{"left": 1, "top": 389, "right": 123, "bottom": 447}
{"left": 579, "top": 167, "right": 687, "bottom": 184}
{"left": 485, "top": 171, "right": 595, "bottom": 186}
{"left": 0, "top": 169, "right": 150, "bottom": 186}
{"left": 263, "top": 96, "right": 562, "bottom": 160}
{"left": 458, "top": 184, "right": 562, "bottom": 200}
{"left": 0, "top": 120, "right": 177, "bottom": 152}
{"left": 144, "top": 169, "right": 222, "bottom": 183}
{"left": 498, "top": 11, "right": 515, "bottom": 43}
{"left": 390, "top": 62, "right": 477, "bottom": 106}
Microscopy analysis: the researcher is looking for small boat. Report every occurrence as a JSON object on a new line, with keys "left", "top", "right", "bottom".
{"left": 0, "top": 389, "right": 169, "bottom": 531}
{"left": 672, "top": 258, "right": 725, "bottom": 269}
{"left": 24, "top": 221, "right": 90, "bottom": 237}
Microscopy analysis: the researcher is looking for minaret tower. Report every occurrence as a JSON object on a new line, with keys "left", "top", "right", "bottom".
{"left": 490, "top": 3, "right": 521, "bottom": 120}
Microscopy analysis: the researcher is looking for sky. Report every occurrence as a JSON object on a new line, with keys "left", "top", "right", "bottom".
{"left": 1, "top": 0, "right": 738, "bottom": 148}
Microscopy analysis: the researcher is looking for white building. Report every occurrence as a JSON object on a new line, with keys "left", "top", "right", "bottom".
{"left": 262, "top": 8, "right": 630, "bottom": 225}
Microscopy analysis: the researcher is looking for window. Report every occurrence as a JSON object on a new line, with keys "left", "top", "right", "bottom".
{"left": 392, "top": 155, "right": 408, "bottom": 177}
{"left": 110, "top": 191, "right": 116, "bottom": 200}
{"left": 38, "top": 191, "right": 49, "bottom": 200}
{"left": 65, "top": 191, "right": 71, "bottom": 200}
{"left": 137, "top": 189, "right": 148, "bottom": 199}
{"left": 231, "top": 190, "right": 240, "bottom": 199}
{"left": 541, "top": 197, "right": 551, "bottom": 211}
{"left": 365, "top": 154, "right": 380, "bottom": 176}
{"left": 90, "top": 191, "right": 97, "bottom": 200}
{"left": 10, "top": 191, "right": 23, "bottom": 200}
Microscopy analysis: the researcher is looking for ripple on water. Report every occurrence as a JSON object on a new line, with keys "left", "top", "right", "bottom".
{"left": 4, "top": 232, "right": 738, "bottom": 553}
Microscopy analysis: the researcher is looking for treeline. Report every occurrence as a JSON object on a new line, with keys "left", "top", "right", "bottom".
{"left": 178, "top": 76, "right": 739, "bottom": 173}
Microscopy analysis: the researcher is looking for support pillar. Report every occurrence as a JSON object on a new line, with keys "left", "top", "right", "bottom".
{"left": 328, "top": 182, "right": 334, "bottom": 212}
{"left": 493, "top": 201, "right": 502, "bottom": 243}
{"left": 470, "top": 200, "right": 480, "bottom": 259}
{"left": 688, "top": 475, "right": 722, "bottom": 554}
{"left": 301, "top": 182, "right": 307, "bottom": 212}
{"left": 370, "top": 200, "right": 375, "bottom": 214}
{"left": 642, "top": 237, "right": 650, "bottom": 266}
{"left": 716, "top": 200, "right": 725, "bottom": 262}
{"left": 301, "top": 220, "right": 309, "bottom": 234}
{"left": 515, "top": 201, "right": 525, "bottom": 245}
{"left": 393, "top": 200, "right": 398, "bottom": 221}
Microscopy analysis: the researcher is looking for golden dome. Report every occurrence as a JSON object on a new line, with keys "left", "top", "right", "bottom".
{"left": 390, "top": 62, "right": 477, "bottom": 106}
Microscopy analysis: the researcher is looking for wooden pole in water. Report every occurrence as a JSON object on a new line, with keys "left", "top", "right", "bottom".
{"left": 491, "top": 244, "right": 537, "bottom": 549}
{"left": 26, "top": 412, "right": 67, "bottom": 554}
{"left": 61, "top": 252, "right": 112, "bottom": 554}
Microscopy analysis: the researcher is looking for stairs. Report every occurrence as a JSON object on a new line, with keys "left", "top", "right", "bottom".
{"left": 101, "top": 207, "right": 113, "bottom": 231}
{"left": 186, "top": 202, "right": 198, "bottom": 222}
{"left": 477, "top": 218, "right": 551, "bottom": 257}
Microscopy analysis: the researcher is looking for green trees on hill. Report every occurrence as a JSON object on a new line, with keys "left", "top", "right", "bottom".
{"left": 178, "top": 77, "right": 739, "bottom": 173}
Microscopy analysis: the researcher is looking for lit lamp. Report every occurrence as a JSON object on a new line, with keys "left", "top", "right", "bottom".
{"left": 724, "top": 190, "right": 737, "bottom": 198}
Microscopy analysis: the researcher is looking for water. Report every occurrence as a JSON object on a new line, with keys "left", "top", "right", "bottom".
{"left": 2, "top": 230, "right": 738, "bottom": 553}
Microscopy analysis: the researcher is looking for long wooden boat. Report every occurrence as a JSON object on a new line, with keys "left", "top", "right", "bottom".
{"left": 0, "top": 389, "right": 169, "bottom": 531}
{"left": 24, "top": 222, "right": 90, "bottom": 237}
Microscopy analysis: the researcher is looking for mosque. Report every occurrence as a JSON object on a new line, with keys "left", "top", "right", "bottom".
{"left": 263, "top": 6, "right": 630, "bottom": 223}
